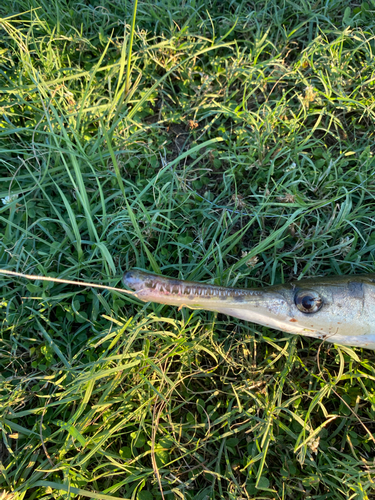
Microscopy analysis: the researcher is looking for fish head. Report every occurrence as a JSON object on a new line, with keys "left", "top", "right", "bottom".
{"left": 123, "top": 270, "right": 375, "bottom": 347}
{"left": 260, "top": 277, "right": 369, "bottom": 341}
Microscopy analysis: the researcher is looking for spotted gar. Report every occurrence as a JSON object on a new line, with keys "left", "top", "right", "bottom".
{"left": 123, "top": 270, "right": 375, "bottom": 349}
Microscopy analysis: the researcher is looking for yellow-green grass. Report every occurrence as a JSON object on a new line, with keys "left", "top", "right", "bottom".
{"left": 1, "top": 1, "right": 375, "bottom": 498}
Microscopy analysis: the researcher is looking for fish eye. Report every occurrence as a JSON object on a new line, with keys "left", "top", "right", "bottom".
{"left": 294, "top": 289, "right": 323, "bottom": 314}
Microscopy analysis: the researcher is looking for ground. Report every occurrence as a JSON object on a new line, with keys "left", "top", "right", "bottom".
{"left": 0, "top": 1, "right": 375, "bottom": 499}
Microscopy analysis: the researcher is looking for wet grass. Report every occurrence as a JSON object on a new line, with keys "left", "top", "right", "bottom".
{"left": 1, "top": 0, "right": 375, "bottom": 498}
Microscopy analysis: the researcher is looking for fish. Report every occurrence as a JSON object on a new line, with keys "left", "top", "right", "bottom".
{"left": 123, "top": 270, "right": 375, "bottom": 349}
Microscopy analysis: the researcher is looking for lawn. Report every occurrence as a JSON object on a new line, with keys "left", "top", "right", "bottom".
{"left": 1, "top": 0, "right": 375, "bottom": 498}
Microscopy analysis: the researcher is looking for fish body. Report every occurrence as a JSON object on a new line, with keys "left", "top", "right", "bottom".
{"left": 123, "top": 270, "right": 375, "bottom": 349}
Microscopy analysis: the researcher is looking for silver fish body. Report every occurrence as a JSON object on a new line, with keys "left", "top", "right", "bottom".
{"left": 123, "top": 270, "right": 375, "bottom": 349}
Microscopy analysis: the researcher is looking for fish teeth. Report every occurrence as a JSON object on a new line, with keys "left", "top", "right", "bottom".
{"left": 145, "top": 280, "right": 251, "bottom": 299}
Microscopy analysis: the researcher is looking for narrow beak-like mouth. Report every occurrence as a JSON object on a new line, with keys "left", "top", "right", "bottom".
{"left": 123, "top": 269, "right": 298, "bottom": 337}
{"left": 123, "top": 269, "right": 280, "bottom": 309}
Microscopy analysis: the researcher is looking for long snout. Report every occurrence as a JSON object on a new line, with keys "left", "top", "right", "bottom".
{"left": 122, "top": 269, "right": 286, "bottom": 316}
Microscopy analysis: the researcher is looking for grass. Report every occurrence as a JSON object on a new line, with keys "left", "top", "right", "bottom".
{"left": 1, "top": 0, "right": 375, "bottom": 498}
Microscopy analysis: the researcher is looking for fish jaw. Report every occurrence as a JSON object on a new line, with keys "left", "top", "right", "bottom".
{"left": 123, "top": 270, "right": 301, "bottom": 331}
